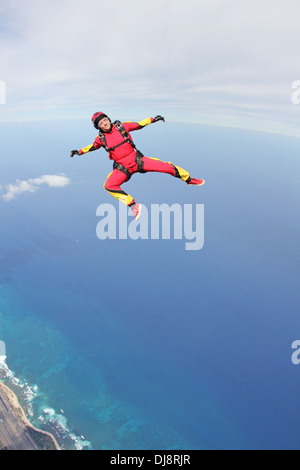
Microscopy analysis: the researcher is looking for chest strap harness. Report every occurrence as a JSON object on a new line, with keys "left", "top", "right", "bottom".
{"left": 99, "top": 121, "right": 146, "bottom": 179}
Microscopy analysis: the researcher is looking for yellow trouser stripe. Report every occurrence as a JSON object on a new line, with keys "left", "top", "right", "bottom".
{"left": 103, "top": 172, "right": 134, "bottom": 206}
{"left": 167, "top": 162, "right": 190, "bottom": 181}
{"left": 147, "top": 157, "right": 190, "bottom": 181}
{"left": 106, "top": 190, "right": 134, "bottom": 206}
{"left": 103, "top": 171, "right": 113, "bottom": 188}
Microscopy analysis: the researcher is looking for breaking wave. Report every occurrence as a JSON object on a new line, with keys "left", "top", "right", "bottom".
{"left": 0, "top": 358, "right": 92, "bottom": 450}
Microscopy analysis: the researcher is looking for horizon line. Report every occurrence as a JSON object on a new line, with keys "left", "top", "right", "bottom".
{"left": 0, "top": 116, "right": 299, "bottom": 139}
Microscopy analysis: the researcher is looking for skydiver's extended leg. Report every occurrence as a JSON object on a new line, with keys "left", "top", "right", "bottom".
{"left": 141, "top": 157, "right": 205, "bottom": 185}
{"left": 104, "top": 169, "right": 142, "bottom": 221}
{"left": 103, "top": 169, "right": 135, "bottom": 206}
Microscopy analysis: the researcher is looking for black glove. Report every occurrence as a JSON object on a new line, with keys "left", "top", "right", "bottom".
{"left": 70, "top": 150, "right": 80, "bottom": 158}
{"left": 153, "top": 115, "right": 165, "bottom": 123}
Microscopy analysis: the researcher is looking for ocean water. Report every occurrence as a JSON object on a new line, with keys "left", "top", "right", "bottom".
{"left": 0, "top": 120, "right": 299, "bottom": 450}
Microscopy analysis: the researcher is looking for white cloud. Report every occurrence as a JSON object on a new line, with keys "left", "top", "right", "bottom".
{"left": 1, "top": 174, "right": 70, "bottom": 202}
{"left": 28, "top": 175, "right": 70, "bottom": 188}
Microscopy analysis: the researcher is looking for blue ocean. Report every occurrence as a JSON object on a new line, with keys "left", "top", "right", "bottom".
{"left": 0, "top": 120, "right": 299, "bottom": 450}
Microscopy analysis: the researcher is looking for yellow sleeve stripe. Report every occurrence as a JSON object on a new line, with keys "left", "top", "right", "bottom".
{"left": 81, "top": 143, "right": 95, "bottom": 154}
{"left": 138, "top": 117, "right": 152, "bottom": 127}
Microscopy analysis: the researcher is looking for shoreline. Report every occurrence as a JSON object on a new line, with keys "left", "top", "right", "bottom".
{"left": 0, "top": 381, "right": 61, "bottom": 450}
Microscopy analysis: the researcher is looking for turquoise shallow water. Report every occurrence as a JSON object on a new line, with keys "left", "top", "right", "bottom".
{"left": 0, "top": 120, "right": 299, "bottom": 449}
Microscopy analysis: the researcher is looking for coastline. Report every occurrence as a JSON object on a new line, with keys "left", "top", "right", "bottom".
{"left": 0, "top": 351, "right": 92, "bottom": 450}
{"left": 0, "top": 381, "right": 60, "bottom": 450}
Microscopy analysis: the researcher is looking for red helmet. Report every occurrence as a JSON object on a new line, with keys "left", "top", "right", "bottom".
{"left": 91, "top": 112, "right": 109, "bottom": 129}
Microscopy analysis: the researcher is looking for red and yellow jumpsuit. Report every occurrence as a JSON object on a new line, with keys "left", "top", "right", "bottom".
{"left": 79, "top": 117, "right": 191, "bottom": 207}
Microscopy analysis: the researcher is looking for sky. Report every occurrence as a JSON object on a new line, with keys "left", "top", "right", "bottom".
{"left": 0, "top": 0, "right": 300, "bottom": 136}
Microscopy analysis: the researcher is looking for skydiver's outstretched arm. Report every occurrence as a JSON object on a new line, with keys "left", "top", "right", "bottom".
{"left": 70, "top": 135, "right": 103, "bottom": 157}
{"left": 123, "top": 115, "right": 165, "bottom": 133}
